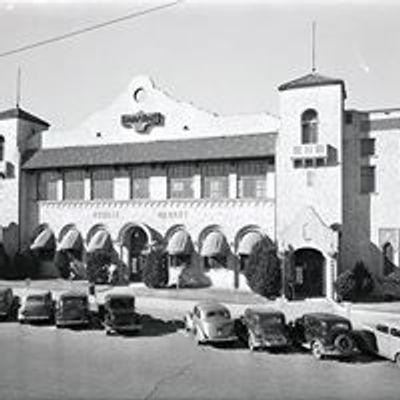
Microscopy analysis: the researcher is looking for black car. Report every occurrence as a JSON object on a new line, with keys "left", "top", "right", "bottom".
{"left": 0, "top": 287, "right": 19, "bottom": 321}
{"left": 103, "top": 293, "right": 142, "bottom": 335}
{"left": 236, "top": 307, "right": 291, "bottom": 351}
{"left": 56, "top": 291, "right": 91, "bottom": 328}
{"left": 293, "top": 312, "right": 356, "bottom": 360}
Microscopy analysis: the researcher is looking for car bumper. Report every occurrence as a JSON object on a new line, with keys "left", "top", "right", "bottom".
{"left": 19, "top": 315, "right": 52, "bottom": 322}
{"left": 106, "top": 323, "right": 142, "bottom": 333}
{"left": 56, "top": 319, "right": 90, "bottom": 327}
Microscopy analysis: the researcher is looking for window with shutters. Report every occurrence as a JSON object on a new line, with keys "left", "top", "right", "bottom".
{"left": 37, "top": 171, "right": 59, "bottom": 201}
{"left": 237, "top": 161, "right": 267, "bottom": 198}
{"left": 64, "top": 170, "right": 85, "bottom": 200}
{"left": 131, "top": 167, "right": 150, "bottom": 199}
{"left": 92, "top": 168, "right": 114, "bottom": 199}
{"left": 202, "top": 162, "right": 229, "bottom": 199}
{"left": 168, "top": 164, "right": 194, "bottom": 199}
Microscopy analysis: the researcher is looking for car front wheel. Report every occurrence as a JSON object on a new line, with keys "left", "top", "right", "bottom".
{"left": 312, "top": 341, "right": 324, "bottom": 360}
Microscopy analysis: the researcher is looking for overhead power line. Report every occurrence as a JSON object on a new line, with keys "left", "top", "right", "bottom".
{"left": 0, "top": 0, "right": 184, "bottom": 59}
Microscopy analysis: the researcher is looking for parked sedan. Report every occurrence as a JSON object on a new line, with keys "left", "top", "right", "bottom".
{"left": 103, "top": 293, "right": 142, "bottom": 335}
{"left": 18, "top": 290, "right": 55, "bottom": 324}
{"left": 362, "top": 321, "right": 400, "bottom": 367}
{"left": 56, "top": 291, "right": 91, "bottom": 328}
{"left": 236, "top": 307, "right": 291, "bottom": 351}
{"left": 293, "top": 313, "right": 356, "bottom": 360}
{"left": 0, "top": 287, "right": 19, "bottom": 321}
{"left": 184, "top": 302, "right": 237, "bottom": 345}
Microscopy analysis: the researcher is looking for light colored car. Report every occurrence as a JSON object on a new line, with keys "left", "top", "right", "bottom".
{"left": 184, "top": 302, "right": 237, "bottom": 345}
{"left": 362, "top": 321, "right": 400, "bottom": 367}
{"left": 18, "top": 290, "right": 55, "bottom": 324}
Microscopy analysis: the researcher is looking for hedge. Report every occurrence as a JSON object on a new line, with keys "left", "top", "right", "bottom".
{"left": 143, "top": 248, "right": 169, "bottom": 288}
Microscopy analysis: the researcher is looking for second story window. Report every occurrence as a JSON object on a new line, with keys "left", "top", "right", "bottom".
{"left": 301, "top": 109, "right": 318, "bottom": 144}
{"left": 237, "top": 161, "right": 267, "bottom": 199}
{"left": 202, "top": 162, "right": 229, "bottom": 199}
{"left": 360, "top": 138, "right": 375, "bottom": 157}
{"left": 37, "top": 171, "right": 58, "bottom": 201}
{"left": 64, "top": 170, "right": 85, "bottom": 200}
{"left": 168, "top": 164, "right": 194, "bottom": 199}
{"left": 0, "top": 136, "right": 4, "bottom": 161}
{"left": 131, "top": 166, "right": 150, "bottom": 199}
{"left": 92, "top": 168, "right": 114, "bottom": 200}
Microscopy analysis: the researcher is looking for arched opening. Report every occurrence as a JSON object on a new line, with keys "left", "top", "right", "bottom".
{"left": 383, "top": 242, "right": 395, "bottom": 276}
{"left": 121, "top": 225, "right": 150, "bottom": 282}
{"left": 301, "top": 109, "right": 318, "bottom": 144}
{"left": 199, "top": 228, "right": 230, "bottom": 270}
{"left": 292, "top": 247, "right": 325, "bottom": 298}
{"left": 165, "top": 226, "right": 193, "bottom": 269}
{"left": 30, "top": 224, "right": 56, "bottom": 261}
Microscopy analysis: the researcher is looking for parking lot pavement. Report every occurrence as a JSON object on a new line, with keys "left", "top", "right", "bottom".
{"left": 0, "top": 306, "right": 400, "bottom": 400}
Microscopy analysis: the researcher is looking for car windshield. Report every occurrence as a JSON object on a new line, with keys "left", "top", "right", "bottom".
{"left": 61, "top": 298, "right": 87, "bottom": 309}
{"left": 27, "top": 295, "right": 46, "bottom": 304}
{"left": 255, "top": 314, "right": 284, "bottom": 327}
{"left": 206, "top": 310, "right": 230, "bottom": 319}
{"left": 109, "top": 298, "right": 134, "bottom": 310}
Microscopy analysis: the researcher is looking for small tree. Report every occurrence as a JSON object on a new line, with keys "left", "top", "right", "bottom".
{"left": 245, "top": 242, "right": 281, "bottom": 298}
{"left": 86, "top": 250, "right": 111, "bottom": 284}
{"left": 143, "top": 248, "right": 169, "bottom": 288}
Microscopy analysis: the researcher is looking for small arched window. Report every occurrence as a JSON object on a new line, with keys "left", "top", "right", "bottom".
{"left": 0, "top": 136, "right": 4, "bottom": 161}
{"left": 301, "top": 109, "right": 318, "bottom": 144}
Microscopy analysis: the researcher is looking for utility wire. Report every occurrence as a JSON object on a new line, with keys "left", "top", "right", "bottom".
{"left": 0, "top": 0, "right": 184, "bottom": 59}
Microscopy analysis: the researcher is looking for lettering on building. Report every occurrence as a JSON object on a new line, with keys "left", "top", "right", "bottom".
{"left": 157, "top": 210, "right": 188, "bottom": 220}
{"left": 93, "top": 211, "right": 120, "bottom": 219}
{"left": 121, "top": 111, "right": 165, "bottom": 133}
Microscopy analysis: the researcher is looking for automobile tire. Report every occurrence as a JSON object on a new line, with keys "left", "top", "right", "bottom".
{"left": 311, "top": 341, "right": 324, "bottom": 360}
{"left": 334, "top": 334, "right": 354, "bottom": 355}
{"left": 395, "top": 353, "right": 400, "bottom": 368}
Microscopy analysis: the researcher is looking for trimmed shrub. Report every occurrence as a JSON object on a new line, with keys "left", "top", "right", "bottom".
{"left": 54, "top": 251, "right": 71, "bottom": 279}
{"left": 335, "top": 261, "right": 374, "bottom": 301}
{"left": 9, "top": 250, "right": 39, "bottom": 279}
{"left": 86, "top": 250, "right": 111, "bottom": 284}
{"left": 353, "top": 261, "right": 374, "bottom": 297}
{"left": 245, "top": 242, "right": 281, "bottom": 299}
{"left": 143, "top": 248, "right": 169, "bottom": 288}
{"left": 381, "top": 268, "right": 400, "bottom": 300}
{"left": 334, "top": 270, "right": 357, "bottom": 301}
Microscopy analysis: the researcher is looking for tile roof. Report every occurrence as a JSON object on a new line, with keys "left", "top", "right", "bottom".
{"left": 0, "top": 107, "right": 50, "bottom": 128}
{"left": 278, "top": 73, "right": 346, "bottom": 96}
{"left": 22, "top": 133, "right": 276, "bottom": 170}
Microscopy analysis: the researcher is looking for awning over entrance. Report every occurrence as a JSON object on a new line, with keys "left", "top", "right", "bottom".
{"left": 87, "top": 230, "right": 112, "bottom": 253}
{"left": 237, "top": 232, "right": 263, "bottom": 255}
{"left": 200, "top": 231, "right": 229, "bottom": 258}
{"left": 30, "top": 228, "right": 55, "bottom": 251}
{"left": 58, "top": 229, "right": 82, "bottom": 251}
{"left": 166, "top": 230, "right": 193, "bottom": 256}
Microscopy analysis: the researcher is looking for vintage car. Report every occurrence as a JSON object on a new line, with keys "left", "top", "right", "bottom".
{"left": 293, "top": 312, "right": 356, "bottom": 360}
{"left": 184, "top": 302, "right": 237, "bottom": 345}
{"left": 0, "top": 287, "right": 19, "bottom": 321}
{"left": 362, "top": 321, "right": 400, "bottom": 367}
{"left": 18, "top": 290, "right": 55, "bottom": 324}
{"left": 55, "top": 291, "right": 91, "bottom": 328}
{"left": 103, "top": 293, "right": 142, "bottom": 335}
{"left": 236, "top": 307, "right": 291, "bottom": 351}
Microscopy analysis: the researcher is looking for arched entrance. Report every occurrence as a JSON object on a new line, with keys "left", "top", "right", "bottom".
{"left": 292, "top": 248, "right": 325, "bottom": 298}
{"left": 121, "top": 225, "right": 149, "bottom": 282}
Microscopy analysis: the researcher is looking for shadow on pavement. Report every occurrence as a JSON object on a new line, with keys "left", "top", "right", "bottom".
{"left": 139, "top": 314, "right": 184, "bottom": 337}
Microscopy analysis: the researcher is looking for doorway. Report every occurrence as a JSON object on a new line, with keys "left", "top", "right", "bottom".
{"left": 292, "top": 248, "right": 325, "bottom": 298}
{"left": 127, "top": 226, "right": 148, "bottom": 282}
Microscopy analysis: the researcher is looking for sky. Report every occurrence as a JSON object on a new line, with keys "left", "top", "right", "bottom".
{"left": 0, "top": 0, "right": 399, "bottom": 131}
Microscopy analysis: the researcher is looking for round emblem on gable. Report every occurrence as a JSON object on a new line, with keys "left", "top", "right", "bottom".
{"left": 133, "top": 87, "right": 147, "bottom": 103}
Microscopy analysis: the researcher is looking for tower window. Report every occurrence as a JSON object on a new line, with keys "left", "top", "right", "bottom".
{"left": 360, "top": 166, "right": 376, "bottom": 194}
{"left": 0, "top": 136, "right": 4, "bottom": 161}
{"left": 301, "top": 109, "right": 318, "bottom": 144}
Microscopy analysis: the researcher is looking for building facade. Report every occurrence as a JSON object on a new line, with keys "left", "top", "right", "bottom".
{"left": 0, "top": 72, "right": 399, "bottom": 297}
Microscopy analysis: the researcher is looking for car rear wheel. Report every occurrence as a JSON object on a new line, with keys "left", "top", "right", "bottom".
{"left": 312, "top": 341, "right": 324, "bottom": 360}
{"left": 334, "top": 333, "right": 354, "bottom": 356}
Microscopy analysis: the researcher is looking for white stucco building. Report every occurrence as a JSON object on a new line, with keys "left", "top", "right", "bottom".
{"left": 0, "top": 71, "right": 398, "bottom": 297}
